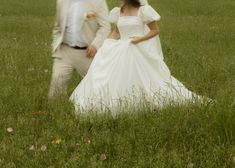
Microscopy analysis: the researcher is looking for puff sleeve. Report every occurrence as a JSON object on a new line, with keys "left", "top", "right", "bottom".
{"left": 139, "top": 5, "right": 161, "bottom": 24}
{"left": 108, "top": 7, "right": 120, "bottom": 24}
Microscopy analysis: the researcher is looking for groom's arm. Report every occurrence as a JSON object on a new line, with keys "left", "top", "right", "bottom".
{"left": 91, "top": 0, "right": 111, "bottom": 49}
{"left": 51, "top": 0, "right": 61, "bottom": 53}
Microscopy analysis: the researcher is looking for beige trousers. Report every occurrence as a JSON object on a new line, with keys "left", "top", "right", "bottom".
{"left": 49, "top": 44, "right": 93, "bottom": 98}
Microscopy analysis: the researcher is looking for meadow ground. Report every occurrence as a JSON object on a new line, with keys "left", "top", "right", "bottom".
{"left": 0, "top": 0, "right": 235, "bottom": 167}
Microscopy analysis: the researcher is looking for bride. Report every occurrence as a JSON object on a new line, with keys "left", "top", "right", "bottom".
{"left": 70, "top": 0, "right": 202, "bottom": 113}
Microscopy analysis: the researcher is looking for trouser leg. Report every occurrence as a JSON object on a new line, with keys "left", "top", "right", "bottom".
{"left": 71, "top": 49, "right": 93, "bottom": 78}
{"left": 49, "top": 56, "right": 73, "bottom": 99}
{"left": 49, "top": 45, "right": 93, "bottom": 99}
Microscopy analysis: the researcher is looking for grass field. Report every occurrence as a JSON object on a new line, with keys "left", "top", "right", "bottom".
{"left": 0, "top": 0, "right": 235, "bottom": 167}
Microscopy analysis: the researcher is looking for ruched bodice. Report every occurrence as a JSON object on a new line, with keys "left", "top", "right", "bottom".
{"left": 118, "top": 16, "right": 145, "bottom": 39}
{"left": 109, "top": 5, "right": 161, "bottom": 39}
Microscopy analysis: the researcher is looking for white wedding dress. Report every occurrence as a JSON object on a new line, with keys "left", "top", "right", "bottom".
{"left": 70, "top": 5, "right": 200, "bottom": 113}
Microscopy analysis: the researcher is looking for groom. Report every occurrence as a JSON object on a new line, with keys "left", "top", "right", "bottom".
{"left": 49, "top": 0, "right": 111, "bottom": 98}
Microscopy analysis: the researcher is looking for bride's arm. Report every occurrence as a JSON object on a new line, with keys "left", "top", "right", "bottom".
{"left": 130, "top": 21, "right": 159, "bottom": 44}
{"left": 108, "top": 26, "right": 120, "bottom": 40}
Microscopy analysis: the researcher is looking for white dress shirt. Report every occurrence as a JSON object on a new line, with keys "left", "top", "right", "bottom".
{"left": 63, "top": 0, "right": 88, "bottom": 47}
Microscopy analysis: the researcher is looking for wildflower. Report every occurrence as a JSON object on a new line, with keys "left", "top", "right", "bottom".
{"left": 40, "top": 145, "right": 47, "bottom": 152}
{"left": 52, "top": 138, "right": 63, "bottom": 145}
{"left": 87, "top": 139, "right": 91, "bottom": 144}
{"left": 100, "top": 154, "right": 107, "bottom": 161}
{"left": 6, "top": 127, "right": 13, "bottom": 133}
{"left": 44, "top": 69, "right": 48, "bottom": 73}
{"left": 29, "top": 145, "right": 35, "bottom": 151}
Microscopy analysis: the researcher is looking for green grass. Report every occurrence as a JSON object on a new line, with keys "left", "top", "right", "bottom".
{"left": 0, "top": 0, "right": 235, "bottom": 167}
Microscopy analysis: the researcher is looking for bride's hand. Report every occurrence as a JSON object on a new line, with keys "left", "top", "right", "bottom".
{"left": 130, "top": 36, "right": 142, "bottom": 44}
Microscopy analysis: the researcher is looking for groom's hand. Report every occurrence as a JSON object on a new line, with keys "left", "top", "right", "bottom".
{"left": 87, "top": 45, "right": 97, "bottom": 58}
